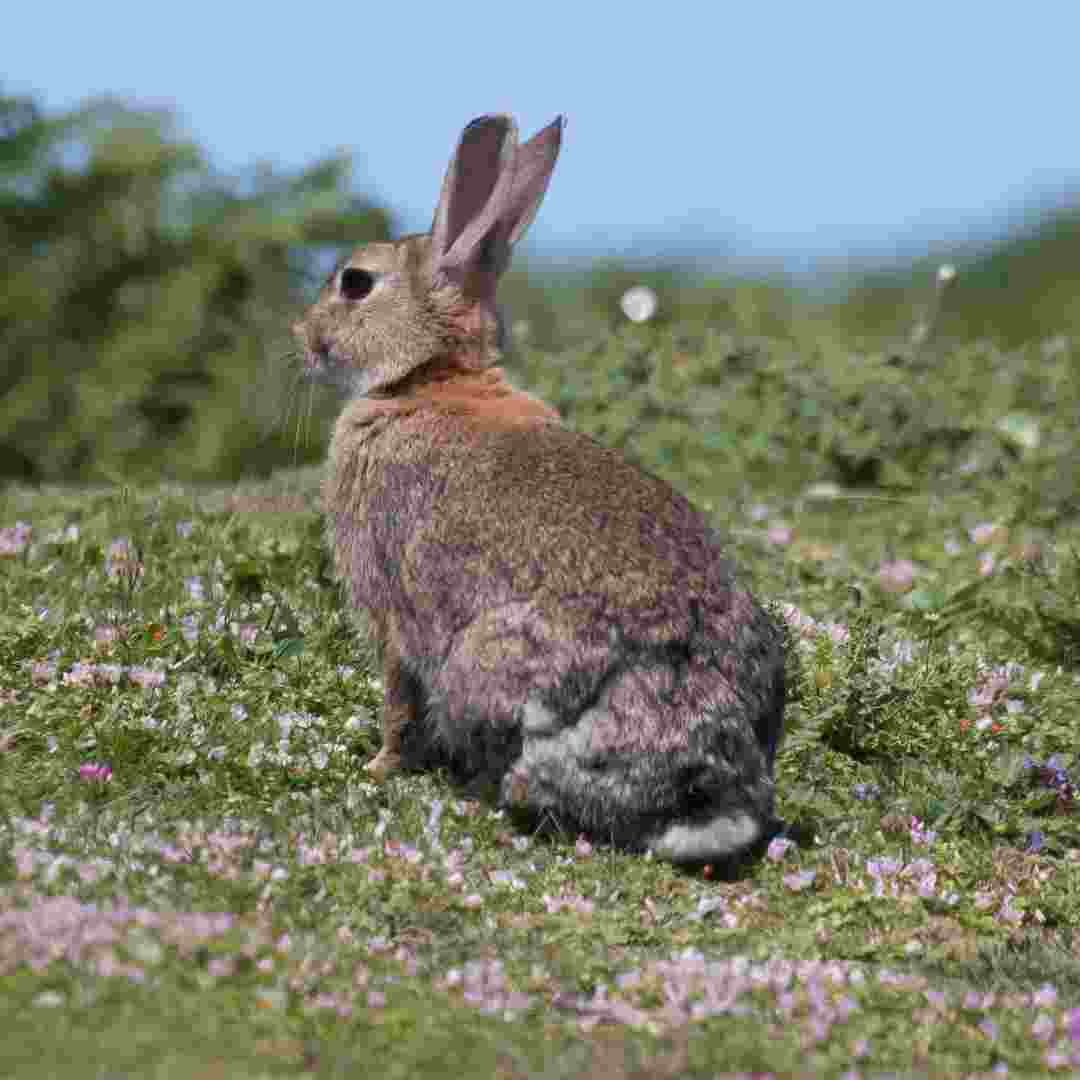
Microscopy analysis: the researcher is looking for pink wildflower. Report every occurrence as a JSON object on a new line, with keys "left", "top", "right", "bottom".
{"left": 105, "top": 538, "right": 143, "bottom": 582}
{"left": 766, "top": 524, "right": 794, "bottom": 547}
{"left": 94, "top": 625, "right": 122, "bottom": 650}
{"left": 1065, "top": 1007, "right": 1080, "bottom": 1041}
{"left": 62, "top": 662, "right": 98, "bottom": 688}
{"left": 0, "top": 522, "right": 32, "bottom": 557}
{"left": 997, "top": 893, "right": 1024, "bottom": 927}
{"left": 783, "top": 870, "right": 816, "bottom": 892}
{"left": 1031, "top": 1013, "right": 1055, "bottom": 1042}
{"left": 767, "top": 836, "right": 794, "bottom": 862}
{"left": 14, "top": 846, "right": 34, "bottom": 877}
{"left": 968, "top": 665, "right": 1015, "bottom": 729}
{"left": 970, "top": 522, "right": 1005, "bottom": 546}
{"left": 128, "top": 667, "right": 165, "bottom": 690}
{"left": 909, "top": 817, "right": 937, "bottom": 846}
{"left": 780, "top": 603, "right": 818, "bottom": 639}
{"left": 1013, "top": 540, "right": 1042, "bottom": 564}
{"left": 207, "top": 955, "right": 235, "bottom": 978}
{"left": 877, "top": 559, "right": 917, "bottom": 594}
{"left": 543, "top": 892, "right": 595, "bottom": 916}
{"left": 30, "top": 661, "right": 57, "bottom": 686}
{"left": 78, "top": 763, "right": 113, "bottom": 784}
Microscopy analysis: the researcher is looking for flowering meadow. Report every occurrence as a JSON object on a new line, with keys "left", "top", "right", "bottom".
{"left": 2, "top": 319, "right": 1080, "bottom": 1077}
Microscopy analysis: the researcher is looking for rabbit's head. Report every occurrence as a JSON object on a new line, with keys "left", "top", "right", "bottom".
{"left": 295, "top": 115, "right": 563, "bottom": 397}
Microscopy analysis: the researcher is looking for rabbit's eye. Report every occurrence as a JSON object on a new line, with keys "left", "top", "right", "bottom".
{"left": 339, "top": 267, "right": 376, "bottom": 301}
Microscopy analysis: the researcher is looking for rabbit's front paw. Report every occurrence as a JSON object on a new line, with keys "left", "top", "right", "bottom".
{"left": 364, "top": 748, "right": 402, "bottom": 780}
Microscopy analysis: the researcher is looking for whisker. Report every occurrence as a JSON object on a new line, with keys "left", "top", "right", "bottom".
{"left": 254, "top": 353, "right": 305, "bottom": 451}
{"left": 303, "top": 379, "right": 317, "bottom": 451}
{"left": 292, "top": 378, "right": 310, "bottom": 468}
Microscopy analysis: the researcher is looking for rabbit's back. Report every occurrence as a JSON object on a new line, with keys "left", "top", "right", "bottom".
{"left": 327, "top": 397, "right": 784, "bottom": 798}
{"left": 330, "top": 398, "right": 749, "bottom": 636}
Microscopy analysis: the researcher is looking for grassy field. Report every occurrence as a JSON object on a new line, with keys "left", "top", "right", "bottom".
{"left": 2, "top": 320, "right": 1080, "bottom": 1078}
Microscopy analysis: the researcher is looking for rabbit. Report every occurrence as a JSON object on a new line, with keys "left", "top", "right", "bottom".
{"left": 294, "top": 114, "right": 786, "bottom": 866}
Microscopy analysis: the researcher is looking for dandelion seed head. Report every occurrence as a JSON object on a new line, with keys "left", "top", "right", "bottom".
{"left": 620, "top": 285, "right": 658, "bottom": 324}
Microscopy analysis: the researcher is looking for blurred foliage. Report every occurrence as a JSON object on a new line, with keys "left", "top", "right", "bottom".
{"left": 0, "top": 87, "right": 390, "bottom": 484}
{"left": 3, "top": 86, "right": 1080, "bottom": 488}
{"left": 508, "top": 320, "right": 1080, "bottom": 511}
{"left": 827, "top": 207, "right": 1080, "bottom": 348}
{"left": 499, "top": 263, "right": 804, "bottom": 352}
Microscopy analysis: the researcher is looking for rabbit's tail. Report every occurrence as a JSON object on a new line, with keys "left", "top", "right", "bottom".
{"left": 646, "top": 806, "right": 775, "bottom": 864}
{"left": 501, "top": 697, "right": 780, "bottom": 866}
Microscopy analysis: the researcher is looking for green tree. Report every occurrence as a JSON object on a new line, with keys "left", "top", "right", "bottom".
{"left": 0, "top": 88, "right": 390, "bottom": 483}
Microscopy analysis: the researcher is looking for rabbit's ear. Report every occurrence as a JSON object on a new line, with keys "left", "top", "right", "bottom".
{"left": 432, "top": 115, "right": 563, "bottom": 295}
{"left": 431, "top": 115, "right": 519, "bottom": 284}
{"left": 505, "top": 116, "right": 564, "bottom": 248}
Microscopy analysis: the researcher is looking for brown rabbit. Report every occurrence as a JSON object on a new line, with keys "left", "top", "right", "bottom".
{"left": 296, "top": 115, "right": 785, "bottom": 865}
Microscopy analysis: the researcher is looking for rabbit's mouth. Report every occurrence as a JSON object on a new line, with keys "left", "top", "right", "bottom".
{"left": 303, "top": 342, "right": 343, "bottom": 378}
{"left": 302, "top": 343, "right": 358, "bottom": 395}
{"left": 302, "top": 342, "right": 334, "bottom": 375}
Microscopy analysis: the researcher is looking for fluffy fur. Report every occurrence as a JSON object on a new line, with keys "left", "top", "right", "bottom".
{"left": 296, "top": 115, "right": 785, "bottom": 866}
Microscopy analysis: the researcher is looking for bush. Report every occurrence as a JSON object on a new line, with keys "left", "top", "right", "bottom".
{"left": 0, "top": 89, "right": 390, "bottom": 484}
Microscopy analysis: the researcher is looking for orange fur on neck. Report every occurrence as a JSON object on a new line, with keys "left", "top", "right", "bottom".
{"left": 406, "top": 367, "right": 560, "bottom": 426}
{"left": 350, "top": 367, "right": 560, "bottom": 430}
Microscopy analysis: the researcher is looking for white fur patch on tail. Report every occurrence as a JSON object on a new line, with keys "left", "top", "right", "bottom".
{"left": 649, "top": 811, "right": 761, "bottom": 862}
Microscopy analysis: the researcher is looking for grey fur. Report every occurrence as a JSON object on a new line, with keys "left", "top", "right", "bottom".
{"left": 295, "top": 114, "right": 786, "bottom": 867}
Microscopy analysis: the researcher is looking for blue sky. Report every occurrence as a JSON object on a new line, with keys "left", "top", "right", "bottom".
{"left": 8, "top": 1, "right": 1080, "bottom": 268}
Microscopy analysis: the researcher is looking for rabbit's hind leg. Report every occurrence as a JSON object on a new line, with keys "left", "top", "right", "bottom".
{"left": 500, "top": 685, "right": 776, "bottom": 867}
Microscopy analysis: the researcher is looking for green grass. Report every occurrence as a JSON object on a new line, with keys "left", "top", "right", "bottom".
{"left": 2, "top": 324, "right": 1080, "bottom": 1078}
